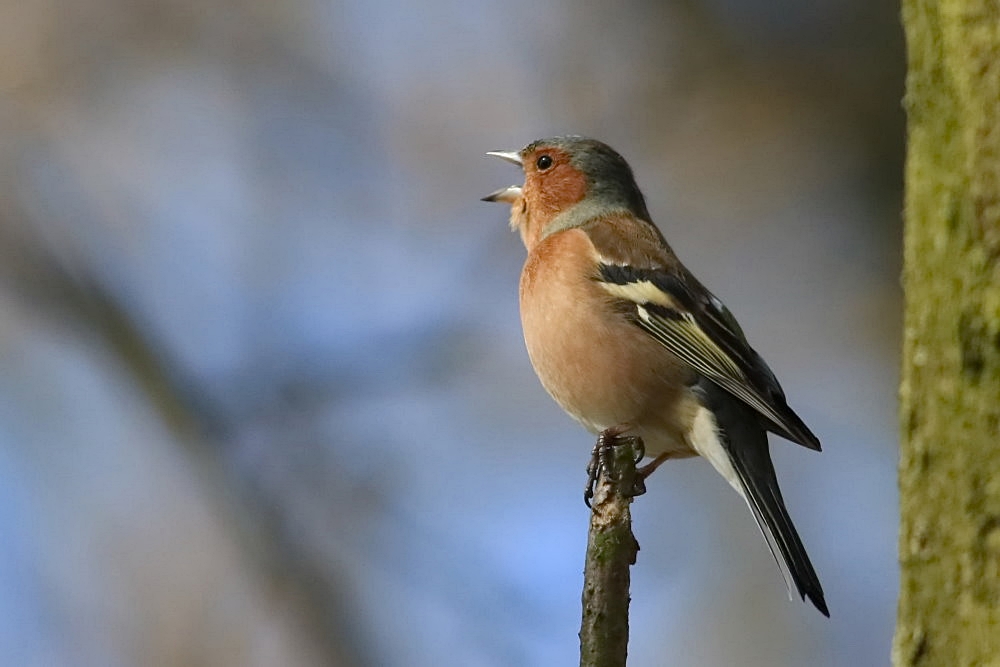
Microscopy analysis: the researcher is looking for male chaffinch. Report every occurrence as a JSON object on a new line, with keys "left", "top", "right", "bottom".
{"left": 483, "top": 136, "right": 828, "bottom": 616}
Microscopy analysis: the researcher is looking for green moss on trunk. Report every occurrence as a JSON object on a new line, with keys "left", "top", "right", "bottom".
{"left": 895, "top": 1, "right": 1000, "bottom": 664}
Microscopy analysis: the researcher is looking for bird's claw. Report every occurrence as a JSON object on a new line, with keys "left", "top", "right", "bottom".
{"left": 632, "top": 437, "right": 645, "bottom": 464}
{"left": 584, "top": 441, "right": 603, "bottom": 508}
{"left": 584, "top": 428, "right": 646, "bottom": 507}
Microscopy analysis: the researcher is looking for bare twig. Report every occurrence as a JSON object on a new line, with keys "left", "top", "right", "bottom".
{"left": 579, "top": 439, "right": 640, "bottom": 667}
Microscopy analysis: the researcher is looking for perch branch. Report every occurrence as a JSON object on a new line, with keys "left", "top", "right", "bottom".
{"left": 579, "top": 438, "right": 641, "bottom": 667}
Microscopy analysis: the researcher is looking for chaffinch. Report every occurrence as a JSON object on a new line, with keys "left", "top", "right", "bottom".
{"left": 483, "top": 136, "right": 828, "bottom": 616}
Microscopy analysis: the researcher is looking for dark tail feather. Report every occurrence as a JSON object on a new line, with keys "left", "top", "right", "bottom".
{"left": 730, "top": 445, "right": 829, "bottom": 616}
{"left": 697, "top": 380, "right": 828, "bottom": 616}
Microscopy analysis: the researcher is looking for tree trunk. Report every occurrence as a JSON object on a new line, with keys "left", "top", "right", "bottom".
{"left": 894, "top": 1, "right": 1000, "bottom": 665}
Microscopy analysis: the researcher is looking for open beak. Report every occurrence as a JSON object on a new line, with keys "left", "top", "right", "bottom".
{"left": 483, "top": 150, "right": 524, "bottom": 202}
{"left": 485, "top": 150, "right": 523, "bottom": 167}
{"left": 481, "top": 185, "right": 523, "bottom": 203}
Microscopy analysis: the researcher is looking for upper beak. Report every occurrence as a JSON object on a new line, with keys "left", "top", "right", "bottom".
{"left": 485, "top": 150, "right": 523, "bottom": 167}
{"left": 481, "top": 185, "right": 523, "bottom": 203}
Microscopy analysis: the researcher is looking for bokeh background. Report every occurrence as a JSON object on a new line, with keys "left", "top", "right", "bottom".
{"left": 0, "top": 1, "right": 903, "bottom": 665}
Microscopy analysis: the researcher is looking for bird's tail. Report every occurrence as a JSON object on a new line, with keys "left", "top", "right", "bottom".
{"left": 694, "top": 379, "right": 828, "bottom": 616}
{"left": 728, "top": 442, "right": 829, "bottom": 616}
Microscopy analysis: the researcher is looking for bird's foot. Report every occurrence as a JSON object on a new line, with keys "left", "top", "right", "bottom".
{"left": 584, "top": 426, "right": 646, "bottom": 507}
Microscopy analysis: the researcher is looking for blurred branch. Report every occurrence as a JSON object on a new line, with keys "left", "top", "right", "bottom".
{"left": 579, "top": 438, "right": 641, "bottom": 667}
{"left": 0, "top": 215, "right": 211, "bottom": 436}
{"left": 0, "top": 213, "right": 374, "bottom": 666}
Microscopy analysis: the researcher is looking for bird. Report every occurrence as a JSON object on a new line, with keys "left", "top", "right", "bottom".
{"left": 482, "top": 135, "right": 828, "bottom": 616}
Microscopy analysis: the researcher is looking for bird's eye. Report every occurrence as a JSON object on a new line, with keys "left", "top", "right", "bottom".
{"left": 536, "top": 155, "right": 553, "bottom": 170}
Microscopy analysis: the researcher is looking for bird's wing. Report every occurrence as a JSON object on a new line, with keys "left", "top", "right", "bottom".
{"left": 586, "top": 216, "right": 821, "bottom": 451}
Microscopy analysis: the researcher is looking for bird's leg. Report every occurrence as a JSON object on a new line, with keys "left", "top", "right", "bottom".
{"left": 621, "top": 452, "right": 675, "bottom": 500}
{"left": 636, "top": 452, "right": 672, "bottom": 482}
{"left": 584, "top": 425, "right": 645, "bottom": 507}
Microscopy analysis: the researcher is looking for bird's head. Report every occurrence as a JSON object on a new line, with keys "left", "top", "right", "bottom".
{"left": 483, "top": 136, "right": 651, "bottom": 249}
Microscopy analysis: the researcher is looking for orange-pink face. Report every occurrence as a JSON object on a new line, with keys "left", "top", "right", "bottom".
{"left": 519, "top": 144, "right": 589, "bottom": 227}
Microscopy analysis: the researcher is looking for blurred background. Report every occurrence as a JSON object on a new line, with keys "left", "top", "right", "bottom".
{"left": 0, "top": 0, "right": 903, "bottom": 665}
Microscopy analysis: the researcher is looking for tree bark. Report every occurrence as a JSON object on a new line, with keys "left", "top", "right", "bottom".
{"left": 895, "top": 1, "right": 1000, "bottom": 665}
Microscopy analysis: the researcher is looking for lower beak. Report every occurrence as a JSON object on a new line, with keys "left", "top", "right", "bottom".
{"left": 485, "top": 150, "right": 523, "bottom": 166}
{"left": 481, "top": 185, "right": 523, "bottom": 203}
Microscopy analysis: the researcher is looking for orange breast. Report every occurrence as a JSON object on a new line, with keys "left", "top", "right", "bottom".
{"left": 518, "top": 228, "right": 697, "bottom": 456}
